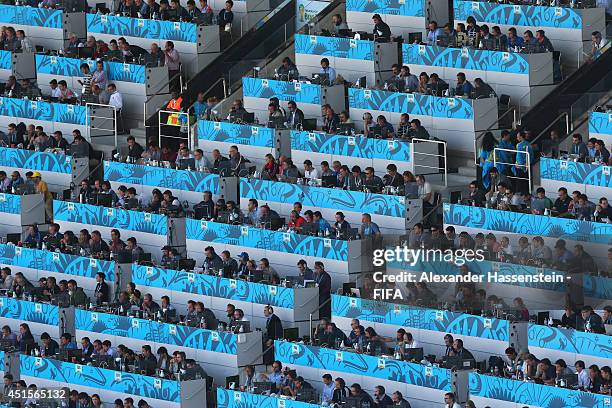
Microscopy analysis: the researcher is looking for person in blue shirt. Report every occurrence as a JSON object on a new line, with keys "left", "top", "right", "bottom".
{"left": 513, "top": 131, "right": 533, "bottom": 194}
{"left": 24, "top": 225, "right": 43, "bottom": 247}
{"left": 8, "top": 171, "right": 24, "bottom": 191}
{"left": 454, "top": 72, "right": 473, "bottom": 97}
{"left": 507, "top": 27, "right": 524, "bottom": 50}
{"left": 496, "top": 130, "right": 515, "bottom": 174}
{"left": 59, "top": 333, "right": 77, "bottom": 351}
{"left": 426, "top": 21, "right": 444, "bottom": 45}
{"left": 319, "top": 58, "right": 336, "bottom": 83}
{"left": 261, "top": 360, "right": 284, "bottom": 388}
{"left": 314, "top": 211, "right": 331, "bottom": 234}
{"left": 321, "top": 374, "right": 335, "bottom": 404}
{"left": 360, "top": 213, "right": 381, "bottom": 240}
{"left": 191, "top": 91, "right": 207, "bottom": 120}
{"left": 479, "top": 132, "right": 498, "bottom": 189}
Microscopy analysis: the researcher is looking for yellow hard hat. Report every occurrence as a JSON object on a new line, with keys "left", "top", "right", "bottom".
{"left": 31, "top": 171, "right": 41, "bottom": 178}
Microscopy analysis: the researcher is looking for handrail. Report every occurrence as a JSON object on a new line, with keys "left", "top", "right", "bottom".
{"left": 143, "top": 70, "right": 183, "bottom": 128}
{"left": 473, "top": 106, "right": 517, "bottom": 165}
{"left": 158, "top": 110, "right": 191, "bottom": 149}
{"left": 411, "top": 138, "right": 448, "bottom": 187}
{"left": 85, "top": 102, "right": 118, "bottom": 148}
{"left": 493, "top": 147, "right": 531, "bottom": 190}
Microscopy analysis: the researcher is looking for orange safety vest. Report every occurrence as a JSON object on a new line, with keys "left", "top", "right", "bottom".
{"left": 166, "top": 96, "right": 183, "bottom": 125}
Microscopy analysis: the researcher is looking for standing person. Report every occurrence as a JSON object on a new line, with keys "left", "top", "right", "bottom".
{"left": 314, "top": 262, "right": 331, "bottom": 319}
{"left": 164, "top": 41, "right": 181, "bottom": 91}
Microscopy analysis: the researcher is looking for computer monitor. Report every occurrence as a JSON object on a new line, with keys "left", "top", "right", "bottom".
{"left": 283, "top": 327, "right": 299, "bottom": 342}
{"left": 404, "top": 347, "right": 424, "bottom": 361}
{"left": 339, "top": 123, "right": 355, "bottom": 135}
{"left": 343, "top": 396, "right": 362, "bottom": 408}
{"left": 296, "top": 388, "right": 317, "bottom": 403}
{"left": 302, "top": 118, "right": 317, "bottom": 131}
{"left": 243, "top": 112, "right": 255, "bottom": 123}
{"left": 0, "top": 339, "right": 16, "bottom": 350}
{"left": 408, "top": 32, "right": 422, "bottom": 44}
{"left": 177, "top": 158, "right": 196, "bottom": 170}
{"left": 322, "top": 175, "right": 337, "bottom": 187}
{"left": 78, "top": 47, "right": 94, "bottom": 59}
{"left": 217, "top": 160, "right": 232, "bottom": 176}
{"left": 270, "top": 217, "right": 285, "bottom": 231}
{"left": 6, "top": 233, "right": 20, "bottom": 245}
{"left": 225, "top": 375, "right": 239, "bottom": 389}
{"left": 96, "top": 193, "right": 113, "bottom": 208}
{"left": 233, "top": 320, "right": 251, "bottom": 333}
{"left": 342, "top": 282, "right": 356, "bottom": 296}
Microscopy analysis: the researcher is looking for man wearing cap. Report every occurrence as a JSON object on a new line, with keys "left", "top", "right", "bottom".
{"left": 32, "top": 172, "right": 52, "bottom": 220}
{"left": 237, "top": 252, "right": 249, "bottom": 276}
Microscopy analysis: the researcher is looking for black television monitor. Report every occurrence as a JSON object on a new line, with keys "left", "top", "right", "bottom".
{"left": 404, "top": 347, "right": 424, "bottom": 361}
{"left": 78, "top": 47, "right": 94, "bottom": 59}
{"left": 322, "top": 175, "right": 337, "bottom": 187}
{"left": 6, "top": 233, "right": 20, "bottom": 245}
{"left": 302, "top": 118, "right": 317, "bottom": 131}
{"left": 283, "top": 327, "right": 299, "bottom": 342}
{"left": 343, "top": 396, "right": 362, "bottom": 408}
{"left": 96, "top": 193, "right": 113, "bottom": 208}
{"left": 225, "top": 375, "right": 239, "bottom": 389}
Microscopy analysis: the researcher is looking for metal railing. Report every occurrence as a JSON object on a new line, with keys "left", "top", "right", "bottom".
{"left": 473, "top": 106, "right": 518, "bottom": 165}
{"left": 143, "top": 69, "right": 183, "bottom": 126}
{"left": 493, "top": 147, "right": 531, "bottom": 190}
{"left": 411, "top": 138, "right": 448, "bottom": 187}
{"left": 158, "top": 110, "right": 191, "bottom": 149}
{"left": 85, "top": 102, "right": 118, "bottom": 147}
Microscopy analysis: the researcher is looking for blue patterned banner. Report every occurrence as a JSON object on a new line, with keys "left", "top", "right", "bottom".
{"left": 332, "top": 295, "right": 509, "bottom": 341}
{"left": 528, "top": 324, "right": 612, "bottom": 360}
{"left": 443, "top": 203, "right": 612, "bottom": 245}
{"left": 291, "top": 130, "right": 412, "bottom": 162}
{"left": 275, "top": 340, "right": 452, "bottom": 391}
{"left": 0, "top": 296, "right": 59, "bottom": 326}
{"left": 346, "top": 0, "right": 424, "bottom": 16}
{"left": 453, "top": 1, "right": 583, "bottom": 29}
{"left": 348, "top": 88, "right": 474, "bottom": 120}
{"left": 0, "top": 97, "right": 86, "bottom": 125}
{"left": 589, "top": 111, "right": 612, "bottom": 136}
{"left": 53, "top": 200, "right": 168, "bottom": 236}
{"left": 218, "top": 389, "right": 322, "bottom": 408}
{"left": 36, "top": 55, "right": 146, "bottom": 84}
{"left": 197, "top": 120, "right": 274, "bottom": 148}
{"left": 0, "top": 147, "right": 72, "bottom": 174}
{"left": 131, "top": 264, "right": 294, "bottom": 309}
{"left": 75, "top": 309, "right": 237, "bottom": 355}
{"left": 20, "top": 354, "right": 180, "bottom": 403}
{"left": 240, "top": 178, "right": 405, "bottom": 218}
{"left": 540, "top": 157, "right": 612, "bottom": 188}
{"left": 186, "top": 219, "right": 348, "bottom": 261}
{"left": 295, "top": 34, "right": 375, "bottom": 61}
{"left": 585, "top": 275, "right": 612, "bottom": 301}
{"left": 242, "top": 78, "right": 322, "bottom": 105}
{"left": 0, "top": 243, "right": 115, "bottom": 281}
{"left": 469, "top": 372, "right": 610, "bottom": 408}
{"left": 86, "top": 14, "right": 197, "bottom": 43}
{"left": 403, "top": 44, "right": 528, "bottom": 75}
{"left": 0, "top": 4, "right": 62, "bottom": 28}
{"left": 0, "top": 50, "right": 11, "bottom": 71}
{"left": 104, "top": 161, "right": 220, "bottom": 194}
{"left": 0, "top": 193, "right": 21, "bottom": 215}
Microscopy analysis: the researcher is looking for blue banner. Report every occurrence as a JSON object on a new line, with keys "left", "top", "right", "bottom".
{"left": 275, "top": 340, "right": 452, "bottom": 391}
{"left": 131, "top": 264, "right": 295, "bottom": 309}
{"left": 240, "top": 178, "right": 405, "bottom": 218}
{"left": 186, "top": 219, "right": 348, "bottom": 262}
{"left": 295, "top": 34, "right": 375, "bottom": 61}
{"left": 403, "top": 44, "right": 528, "bottom": 75}
{"left": 346, "top": 0, "right": 424, "bottom": 16}
{"left": 528, "top": 324, "right": 612, "bottom": 360}
{"left": 0, "top": 97, "right": 86, "bottom": 125}
{"left": 469, "top": 372, "right": 609, "bottom": 408}
{"left": 218, "top": 389, "right": 322, "bottom": 408}
{"left": 332, "top": 295, "right": 509, "bottom": 341}
{"left": 86, "top": 14, "right": 197, "bottom": 43}
{"left": 242, "top": 78, "right": 322, "bottom": 105}
{"left": 585, "top": 275, "right": 612, "bottom": 302}
{"left": 0, "top": 50, "right": 11, "bottom": 71}
{"left": 291, "top": 130, "right": 412, "bottom": 162}
{"left": 0, "top": 4, "right": 62, "bottom": 28}
{"left": 0, "top": 243, "right": 115, "bottom": 281}
{"left": 443, "top": 203, "right": 612, "bottom": 245}
{"left": 589, "top": 111, "right": 612, "bottom": 135}
{"left": 20, "top": 354, "right": 180, "bottom": 403}
{"left": 53, "top": 200, "right": 168, "bottom": 236}
{"left": 0, "top": 193, "right": 21, "bottom": 215}
{"left": 197, "top": 120, "right": 275, "bottom": 148}
{"left": 348, "top": 88, "right": 474, "bottom": 120}
{"left": 75, "top": 309, "right": 238, "bottom": 355}
{"left": 103, "top": 161, "right": 220, "bottom": 194}
{"left": 540, "top": 157, "right": 612, "bottom": 188}
{"left": 0, "top": 296, "right": 59, "bottom": 326}
{"left": 454, "top": 1, "right": 583, "bottom": 29}
{"left": 36, "top": 55, "right": 146, "bottom": 84}
{"left": 0, "top": 147, "right": 72, "bottom": 174}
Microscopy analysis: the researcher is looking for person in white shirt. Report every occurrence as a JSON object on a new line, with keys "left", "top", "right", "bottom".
{"left": 107, "top": 83, "right": 123, "bottom": 110}
{"left": 416, "top": 175, "right": 433, "bottom": 205}
{"left": 576, "top": 360, "right": 591, "bottom": 388}
{"left": 443, "top": 393, "right": 461, "bottom": 408}
{"left": 49, "top": 79, "right": 62, "bottom": 98}
{"left": 303, "top": 160, "right": 319, "bottom": 180}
